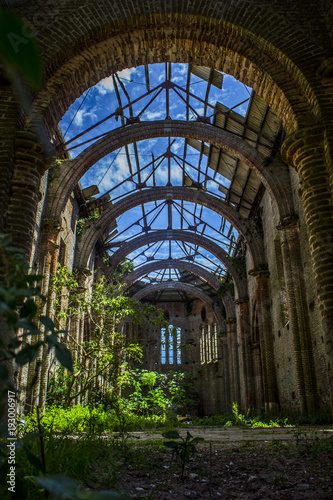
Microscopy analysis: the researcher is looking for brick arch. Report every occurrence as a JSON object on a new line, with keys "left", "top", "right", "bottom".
{"left": 74, "top": 186, "right": 265, "bottom": 273}
{"left": 47, "top": 120, "right": 294, "bottom": 224}
{"left": 104, "top": 229, "right": 248, "bottom": 300}
{"left": 32, "top": 14, "right": 321, "bottom": 136}
{"left": 124, "top": 259, "right": 235, "bottom": 326}
{"left": 123, "top": 259, "right": 222, "bottom": 291}
{"left": 132, "top": 281, "right": 224, "bottom": 333}
{"left": 222, "top": 292, "right": 236, "bottom": 321}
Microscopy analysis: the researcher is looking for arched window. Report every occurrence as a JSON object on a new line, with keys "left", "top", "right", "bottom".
{"left": 161, "top": 325, "right": 181, "bottom": 365}
{"left": 207, "top": 324, "right": 212, "bottom": 363}
{"left": 200, "top": 324, "right": 219, "bottom": 364}
{"left": 200, "top": 325, "right": 205, "bottom": 364}
{"left": 161, "top": 327, "right": 167, "bottom": 364}
{"left": 212, "top": 323, "right": 218, "bottom": 362}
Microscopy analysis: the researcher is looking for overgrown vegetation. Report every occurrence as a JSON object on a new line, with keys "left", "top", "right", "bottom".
{"left": 1, "top": 234, "right": 332, "bottom": 499}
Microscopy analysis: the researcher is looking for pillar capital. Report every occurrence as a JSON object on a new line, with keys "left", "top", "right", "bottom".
{"left": 276, "top": 215, "right": 299, "bottom": 231}
{"left": 281, "top": 124, "right": 324, "bottom": 170}
{"left": 248, "top": 266, "right": 269, "bottom": 278}
{"left": 234, "top": 298, "right": 249, "bottom": 305}
{"left": 224, "top": 318, "right": 236, "bottom": 325}
{"left": 41, "top": 217, "right": 62, "bottom": 235}
{"left": 15, "top": 129, "right": 52, "bottom": 177}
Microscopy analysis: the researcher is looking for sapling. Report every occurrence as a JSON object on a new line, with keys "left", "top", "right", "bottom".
{"left": 162, "top": 430, "right": 204, "bottom": 479}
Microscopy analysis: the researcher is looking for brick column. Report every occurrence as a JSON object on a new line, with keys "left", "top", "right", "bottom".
{"left": 235, "top": 298, "right": 253, "bottom": 412}
{"left": 249, "top": 269, "right": 279, "bottom": 414}
{"left": 282, "top": 125, "right": 333, "bottom": 415}
{"left": 225, "top": 318, "right": 240, "bottom": 407}
{"left": 250, "top": 343, "right": 265, "bottom": 412}
{"left": 71, "top": 269, "right": 92, "bottom": 406}
{"left": 24, "top": 219, "right": 62, "bottom": 409}
{"left": 277, "top": 217, "right": 318, "bottom": 414}
{"left": 5, "top": 130, "right": 49, "bottom": 262}
{"left": 0, "top": 87, "right": 18, "bottom": 232}
{"left": 37, "top": 219, "right": 62, "bottom": 408}
{"left": 219, "top": 332, "right": 230, "bottom": 412}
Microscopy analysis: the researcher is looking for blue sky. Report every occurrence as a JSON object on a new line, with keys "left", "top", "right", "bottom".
{"left": 59, "top": 63, "right": 251, "bottom": 277}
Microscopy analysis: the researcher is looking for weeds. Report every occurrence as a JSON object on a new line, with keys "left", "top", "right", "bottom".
{"left": 162, "top": 430, "right": 204, "bottom": 479}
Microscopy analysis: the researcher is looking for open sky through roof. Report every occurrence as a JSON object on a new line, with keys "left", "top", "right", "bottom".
{"left": 59, "top": 63, "right": 252, "bottom": 281}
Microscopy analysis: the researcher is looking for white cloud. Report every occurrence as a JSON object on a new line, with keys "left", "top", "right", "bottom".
{"left": 73, "top": 108, "right": 98, "bottom": 127}
{"left": 144, "top": 110, "right": 165, "bottom": 120}
{"left": 96, "top": 68, "right": 139, "bottom": 95}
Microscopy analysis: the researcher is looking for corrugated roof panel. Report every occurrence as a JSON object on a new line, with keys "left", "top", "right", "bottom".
{"left": 187, "top": 138, "right": 203, "bottom": 152}
{"left": 191, "top": 66, "right": 223, "bottom": 89}
{"left": 216, "top": 154, "right": 236, "bottom": 180}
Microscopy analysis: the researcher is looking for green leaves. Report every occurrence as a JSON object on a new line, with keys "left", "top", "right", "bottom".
{"left": 15, "top": 342, "right": 43, "bottom": 366}
{"left": 34, "top": 474, "right": 130, "bottom": 499}
{"left": 0, "top": 8, "right": 42, "bottom": 89}
{"left": 40, "top": 315, "right": 55, "bottom": 332}
{"left": 162, "top": 430, "right": 204, "bottom": 478}
{"left": 162, "top": 430, "right": 181, "bottom": 440}
{"left": 55, "top": 342, "right": 73, "bottom": 373}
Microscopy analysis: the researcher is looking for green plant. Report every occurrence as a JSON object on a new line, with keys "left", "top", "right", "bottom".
{"left": 51, "top": 265, "right": 166, "bottom": 407}
{"left": 76, "top": 210, "right": 100, "bottom": 236}
{"left": 231, "top": 403, "right": 247, "bottom": 426}
{"left": 34, "top": 475, "right": 131, "bottom": 499}
{"left": 162, "top": 430, "right": 204, "bottom": 479}
{"left": 217, "top": 278, "right": 234, "bottom": 298}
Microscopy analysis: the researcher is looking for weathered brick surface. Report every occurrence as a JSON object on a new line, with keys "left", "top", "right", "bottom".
{"left": 2, "top": 1, "right": 333, "bottom": 416}
{"left": 133, "top": 282, "right": 224, "bottom": 334}
{"left": 282, "top": 125, "right": 333, "bottom": 413}
{"left": 12, "top": 4, "right": 327, "bottom": 134}
{"left": 141, "top": 298, "right": 228, "bottom": 414}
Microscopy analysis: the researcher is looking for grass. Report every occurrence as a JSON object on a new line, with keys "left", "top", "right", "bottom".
{"left": 10, "top": 407, "right": 333, "bottom": 500}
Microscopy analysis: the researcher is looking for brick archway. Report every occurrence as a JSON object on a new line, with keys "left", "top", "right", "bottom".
{"left": 47, "top": 121, "right": 294, "bottom": 225}
{"left": 74, "top": 186, "right": 265, "bottom": 272}
{"left": 124, "top": 259, "right": 222, "bottom": 291}
{"left": 132, "top": 281, "right": 224, "bottom": 333}
{"left": 102, "top": 229, "right": 248, "bottom": 300}
{"left": 28, "top": 13, "right": 321, "bottom": 135}
{"left": 123, "top": 259, "right": 236, "bottom": 326}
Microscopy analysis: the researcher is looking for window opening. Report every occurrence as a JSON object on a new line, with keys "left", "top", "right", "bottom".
{"left": 169, "top": 326, "right": 174, "bottom": 364}
{"left": 176, "top": 327, "right": 181, "bottom": 364}
{"left": 200, "top": 325, "right": 205, "bottom": 364}
{"left": 161, "top": 327, "right": 166, "bottom": 364}
{"left": 212, "top": 323, "right": 218, "bottom": 362}
{"left": 207, "top": 324, "right": 212, "bottom": 363}
{"left": 161, "top": 325, "right": 181, "bottom": 364}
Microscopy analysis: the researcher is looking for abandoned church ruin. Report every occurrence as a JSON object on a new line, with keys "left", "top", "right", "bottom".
{"left": 1, "top": 0, "right": 333, "bottom": 418}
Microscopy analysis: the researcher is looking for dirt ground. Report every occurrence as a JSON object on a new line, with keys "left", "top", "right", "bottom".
{"left": 94, "top": 426, "right": 333, "bottom": 499}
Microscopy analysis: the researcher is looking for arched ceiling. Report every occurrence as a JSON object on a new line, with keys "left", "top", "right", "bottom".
{"left": 56, "top": 62, "right": 285, "bottom": 303}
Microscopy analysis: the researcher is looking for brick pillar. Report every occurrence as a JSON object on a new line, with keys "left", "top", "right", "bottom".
{"left": 282, "top": 125, "right": 333, "bottom": 415}
{"left": 277, "top": 217, "right": 318, "bottom": 414}
{"left": 250, "top": 269, "right": 279, "bottom": 414}
{"left": 219, "top": 332, "right": 230, "bottom": 412}
{"left": 0, "top": 87, "right": 18, "bottom": 232}
{"left": 24, "top": 219, "right": 62, "bottom": 409}
{"left": 5, "top": 130, "right": 49, "bottom": 262}
{"left": 73, "top": 269, "right": 92, "bottom": 345}
{"left": 147, "top": 339, "right": 157, "bottom": 371}
{"left": 235, "top": 299, "right": 253, "bottom": 412}
{"left": 250, "top": 343, "right": 265, "bottom": 412}
{"left": 73, "top": 268, "right": 92, "bottom": 405}
{"left": 225, "top": 319, "right": 240, "bottom": 407}
{"left": 37, "top": 219, "right": 62, "bottom": 408}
